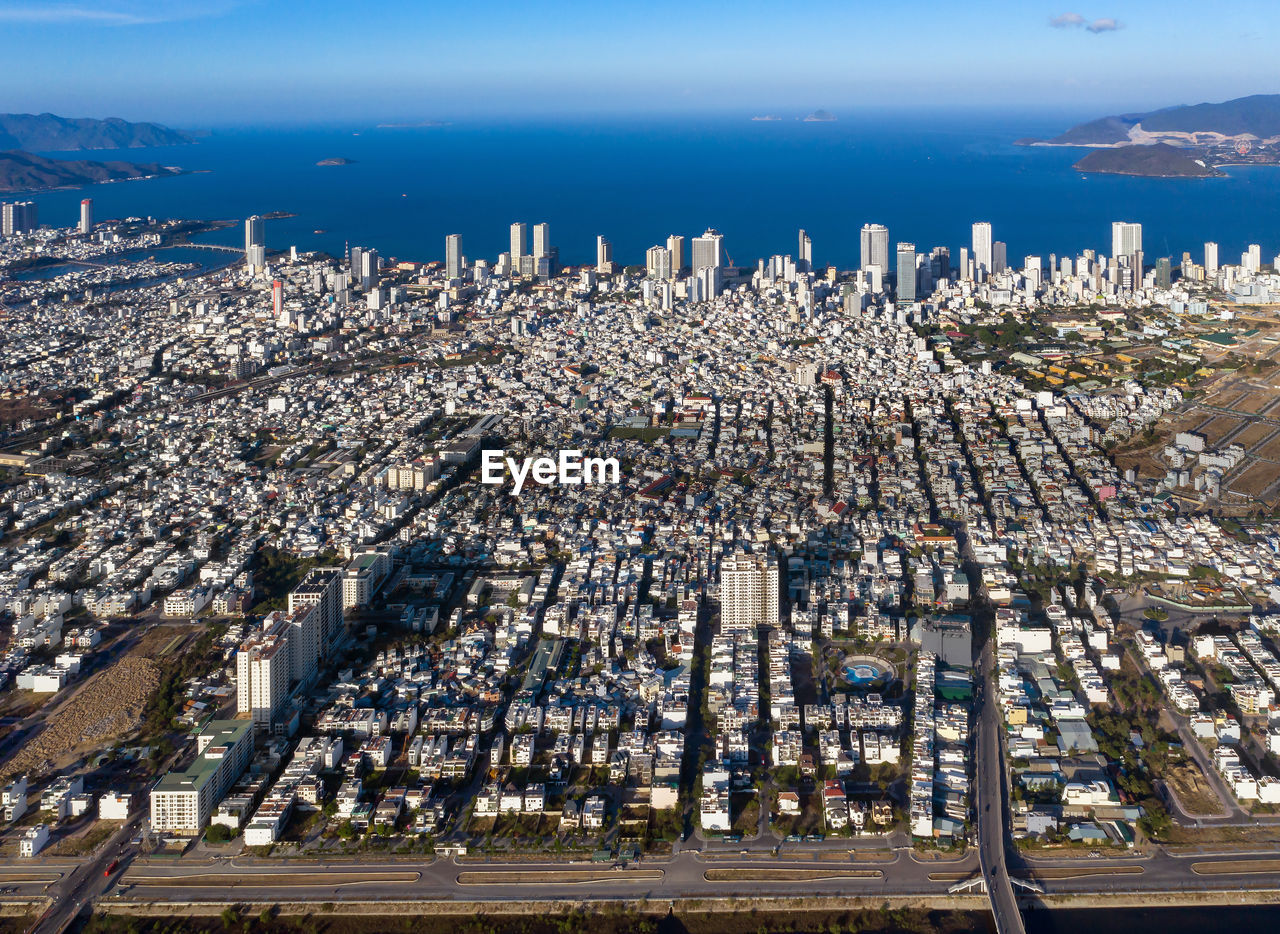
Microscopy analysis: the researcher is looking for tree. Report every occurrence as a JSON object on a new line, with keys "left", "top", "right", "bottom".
{"left": 220, "top": 907, "right": 239, "bottom": 929}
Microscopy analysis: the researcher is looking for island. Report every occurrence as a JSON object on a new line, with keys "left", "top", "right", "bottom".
{"left": 316, "top": 157, "right": 356, "bottom": 166}
{"left": 751, "top": 115, "right": 782, "bottom": 122}
{"left": 1019, "top": 93, "right": 1280, "bottom": 176}
{"left": 803, "top": 109, "right": 837, "bottom": 122}
{"left": 0, "top": 112, "right": 192, "bottom": 150}
{"left": 1073, "top": 143, "right": 1224, "bottom": 178}
{"left": 0, "top": 150, "right": 182, "bottom": 193}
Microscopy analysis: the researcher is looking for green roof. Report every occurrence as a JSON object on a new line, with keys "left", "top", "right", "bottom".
{"left": 153, "top": 720, "right": 250, "bottom": 794}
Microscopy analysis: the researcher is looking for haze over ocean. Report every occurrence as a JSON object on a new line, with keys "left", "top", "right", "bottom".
{"left": 22, "top": 113, "right": 1280, "bottom": 268}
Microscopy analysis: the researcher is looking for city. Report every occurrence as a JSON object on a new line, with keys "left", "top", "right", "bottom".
{"left": 2, "top": 194, "right": 1280, "bottom": 933}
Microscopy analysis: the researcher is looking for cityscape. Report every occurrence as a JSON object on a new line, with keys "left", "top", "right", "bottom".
{"left": 6, "top": 0, "right": 1280, "bottom": 932}
{"left": 3, "top": 184, "right": 1280, "bottom": 934}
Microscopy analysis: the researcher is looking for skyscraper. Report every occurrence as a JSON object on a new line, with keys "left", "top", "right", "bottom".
{"left": 992, "top": 241, "right": 1007, "bottom": 275}
{"left": 692, "top": 228, "right": 724, "bottom": 272}
{"left": 532, "top": 223, "right": 551, "bottom": 259}
{"left": 245, "top": 215, "right": 264, "bottom": 253}
{"left": 860, "top": 223, "right": 889, "bottom": 274}
{"left": 272, "top": 279, "right": 283, "bottom": 318}
{"left": 896, "top": 242, "right": 917, "bottom": 302}
{"left": 79, "top": 198, "right": 93, "bottom": 235}
{"left": 1204, "top": 241, "right": 1219, "bottom": 276}
{"left": 798, "top": 229, "right": 812, "bottom": 273}
{"left": 1, "top": 201, "right": 36, "bottom": 237}
{"left": 1111, "top": 221, "right": 1142, "bottom": 261}
{"left": 971, "top": 222, "right": 992, "bottom": 278}
{"left": 666, "top": 234, "right": 685, "bottom": 274}
{"left": 1155, "top": 257, "right": 1172, "bottom": 290}
{"left": 646, "top": 245, "right": 672, "bottom": 280}
{"left": 509, "top": 222, "right": 528, "bottom": 267}
{"left": 445, "top": 234, "right": 463, "bottom": 280}
{"left": 596, "top": 235, "right": 613, "bottom": 273}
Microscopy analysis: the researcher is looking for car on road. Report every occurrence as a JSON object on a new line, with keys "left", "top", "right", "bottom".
{"left": 105, "top": 859, "right": 120, "bottom": 876}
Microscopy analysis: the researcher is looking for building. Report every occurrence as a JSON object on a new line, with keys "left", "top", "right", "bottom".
{"left": 692, "top": 228, "right": 724, "bottom": 272}
{"left": 666, "top": 234, "right": 685, "bottom": 274}
{"left": 1204, "top": 241, "right": 1219, "bottom": 277}
{"left": 646, "top": 245, "right": 672, "bottom": 280}
{"left": 445, "top": 234, "right": 463, "bottom": 280}
{"left": 288, "top": 567, "right": 343, "bottom": 657}
{"left": 992, "top": 240, "right": 1007, "bottom": 274}
{"left": 972, "top": 222, "right": 992, "bottom": 278}
{"left": 19, "top": 824, "right": 49, "bottom": 857}
{"left": 798, "top": 228, "right": 812, "bottom": 272}
{"left": 860, "top": 223, "right": 889, "bottom": 273}
{"left": 720, "top": 552, "right": 779, "bottom": 635}
{"left": 596, "top": 235, "right": 613, "bottom": 274}
{"left": 79, "top": 198, "right": 93, "bottom": 235}
{"left": 150, "top": 720, "right": 253, "bottom": 834}
{"left": 1111, "top": 221, "right": 1142, "bottom": 262}
{"left": 533, "top": 223, "right": 551, "bottom": 259}
{"left": 2, "top": 201, "right": 37, "bottom": 237}
{"left": 343, "top": 549, "right": 391, "bottom": 609}
{"left": 235, "top": 617, "right": 292, "bottom": 728}
{"left": 509, "top": 222, "right": 527, "bottom": 268}
{"left": 896, "top": 242, "right": 917, "bottom": 302}
{"left": 245, "top": 215, "right": 264, "bottom": 253}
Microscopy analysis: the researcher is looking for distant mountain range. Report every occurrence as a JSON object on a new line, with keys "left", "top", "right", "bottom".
{"left": 0, "top": 113, "right": 192, "bottom": 151}
{"left": 1018, "top": 94, "right": 1280, "bottom": 176}
{"left": 0, "top": 150, "right": 182, "bottom": 193}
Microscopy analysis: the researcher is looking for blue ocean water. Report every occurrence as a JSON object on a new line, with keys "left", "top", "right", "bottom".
{"left": 21, "top": 113, "right": 1280, "bottom": 268}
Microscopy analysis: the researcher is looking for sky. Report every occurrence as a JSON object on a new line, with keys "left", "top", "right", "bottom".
{"left": 0, "top": 0, "right": 1276, "bottom": 126}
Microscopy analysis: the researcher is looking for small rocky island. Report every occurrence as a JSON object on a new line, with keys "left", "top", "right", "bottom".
{"left": 316, "top": 157, "right": 356, "bottom": 166}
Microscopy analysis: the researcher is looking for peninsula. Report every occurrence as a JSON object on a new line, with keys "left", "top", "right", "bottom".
{"left": 0, "top": 150, "right": 182, "bottom": 193}
{"left": 1020, "top": 93, "right": 1280, "bottom": 176}
{"left": 0, "top": 112, "right": 192, "bottom": 150}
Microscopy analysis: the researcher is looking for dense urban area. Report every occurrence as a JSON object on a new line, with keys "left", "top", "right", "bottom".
{"left": 4, "top": 200, "right": 1280, "bottom": 933}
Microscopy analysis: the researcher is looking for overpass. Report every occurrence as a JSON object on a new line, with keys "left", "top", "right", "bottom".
{"left": 975, "top": 639, "right": 1026, "bottom": 934}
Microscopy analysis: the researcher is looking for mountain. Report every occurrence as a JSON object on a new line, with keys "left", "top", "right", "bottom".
{"left": 1026, "top": 94, "right": 1280, "bottom": 147}
{"left": 1073, "top": 143, "right": 1224, "bottom": 178}
{"left": 0, "top": 113, "right": 192, "bottom": 151}
{"left": 0, "top": 150, "right": 182, "bottom": 193}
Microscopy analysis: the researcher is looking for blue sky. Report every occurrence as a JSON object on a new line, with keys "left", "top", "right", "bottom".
{"left": 0, "top": 0, "right": 1275, "bottom": 125}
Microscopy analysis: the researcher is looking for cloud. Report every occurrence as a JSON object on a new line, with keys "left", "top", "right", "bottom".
{"left": 0, "top": 2, "right": 237, "bottom": 26}
{"left": 1049, "top": 12, "right": 1123, "bottom": 33}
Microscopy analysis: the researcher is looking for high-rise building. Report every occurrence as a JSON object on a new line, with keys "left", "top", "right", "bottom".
{"left": 860, "top": 223, "right": 889, "bottom": 274}
{"left": 798, "top": 229, "right": 812, "bottom": 272}
{"left": 245, "top": 215, "right": 264, "bottom": 253}
{"left": 992, "top": 241, "right": 1007, "bottom": 275}
{"left": 532, "top": 223, "right": 551, "bottom": 258}
{"left": 359, "top": 248, "right": 378, "bottom": 289}
{"left": 287, "top": 568, "right": 343, "bottom": 672}
{"left": 1244, "top": 243, "right": 1262, "bottom": 274}
{"left": 1111, "top": 221, "right": 1142, "bottom": 262}
{"left": 1204, "top": 241, "right": 1220, "bottom": 276}
{"left": 596, "top": 235, "right": 613, "bottom": 273}
{"left": 720, "top": 552, "right": 779, "bottom": 635}
{"left": 971, "top": 222, "right": 992, "bottom": 278}
{"left": 236, "top": 618, "right": 292, "bottom": 729}
{"left": 445, "top": 234, "right": 463, "bottom": 280}
{"left": 692, "top": 228, "right": 724, "bottom": 272}
{"left": 2, "top": 201, "right": 37, "bottom": 237}
{"left": 79, "top": 199, "right": 93, "bottom": 235}
{"left": 646, "top": 245, "right": 672, "bottom": 280}
{"left": 509, "top": 222, "right": 528, "bottom": 267}
{"left": 666, "top": 234, "right": 685, "bottom": 274}
{"left": 1155, "top": 257, "right": 1172, "bottom": 290}
{"left": 272, "top": 280, "right": 283, "bottom": 318}
{"left": 895, "top": 242, "right": 917, "bottom": 302}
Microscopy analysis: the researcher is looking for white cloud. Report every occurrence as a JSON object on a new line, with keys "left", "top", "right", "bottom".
{"left": 1085, "top": 17, "right": 1122, "bottom": 33}
{"left": 1049, "top": 12, "right": 1123, "bottom": 33}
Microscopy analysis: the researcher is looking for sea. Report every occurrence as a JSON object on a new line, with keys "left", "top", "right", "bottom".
{"left": 18, "top": 112, "right": 1280, "bottom": 270}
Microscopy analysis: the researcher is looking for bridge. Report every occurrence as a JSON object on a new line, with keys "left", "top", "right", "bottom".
{"left": 158, "top": 242, "right": 244, "bottom": 254}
